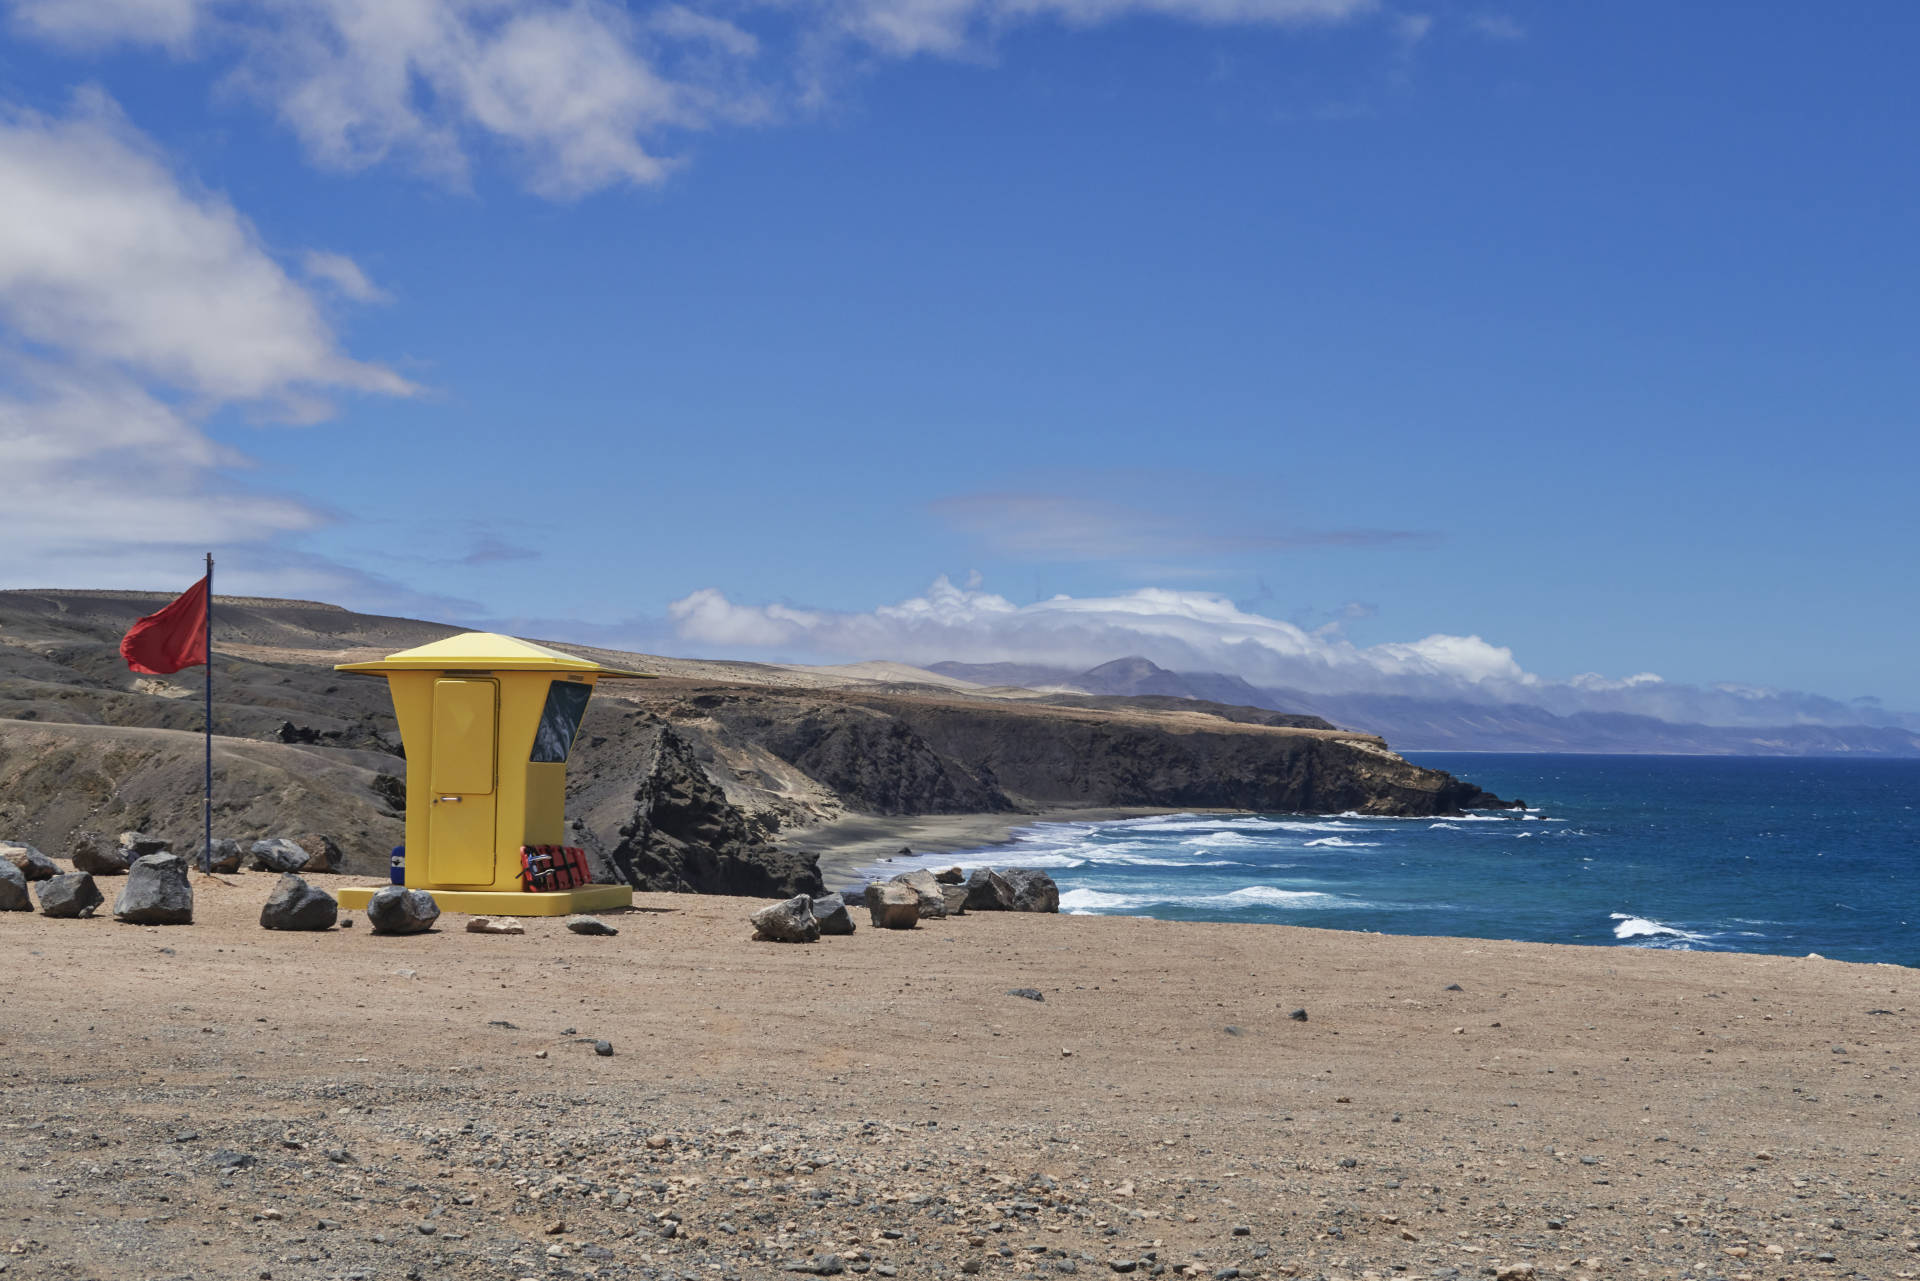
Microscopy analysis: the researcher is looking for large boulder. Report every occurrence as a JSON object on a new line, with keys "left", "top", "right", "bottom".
{"left": 37, "top": 872, "right": 104, "bottom": 919}
{"left": 200, "top": 839, "right": 244, "bottom": 874}
{"left": 863, "top": 881, "right": 920, "bottom": 930}
{"left": 888, "top": 868, "right": 948, "bottom": 919}
{"left": 811, "top": 892, "right": 855, "bottom": 935}
{"left": 293, "top": 834, "right": 345, "bottom": 874}
{"left": 365, "top": 886, "right": 440, "bottom": 934}
{"left": 259, "top": 874, "right": 338, "bottom": 932}
{"left": 962, "top": 867, "right": 1016, "bottom": 912}
{"left": 1000, "top": 868, "right": 1061, "bottom": 913}
{"left": 940, "top": 885, "right": 968, "bottom": 916}
{"left": 0, "top": 859, "right": 28, "bottom": 912}
{"left": 0, "top": 841, "right": 57, "bottom": 881}
{"left": 249, "top": 838, "right": 309, "bottom": 873}
{"left": 71, "top": 832, "right": 131, "bottom": 876}
{"left": 933, "top": 866, "right": 966, "bottom": 885}
{"left": 750, "top": 894, "right": 820, "bottom": 943}
{"left": 113, "top": 853, "right": 194, "bottom": 925}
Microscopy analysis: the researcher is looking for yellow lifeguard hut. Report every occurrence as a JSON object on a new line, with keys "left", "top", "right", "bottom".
{"left": 332, "top": 632, "right": 651, "bottom": 916}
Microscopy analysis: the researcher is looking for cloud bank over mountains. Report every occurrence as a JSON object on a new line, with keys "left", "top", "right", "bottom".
{"left": 669, "top": 577, "right": 1914, "bottom": 730}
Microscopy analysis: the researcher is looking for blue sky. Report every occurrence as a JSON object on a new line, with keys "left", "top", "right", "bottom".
{"left": 2, "top": 2, "right": 1916, "bottom": 723}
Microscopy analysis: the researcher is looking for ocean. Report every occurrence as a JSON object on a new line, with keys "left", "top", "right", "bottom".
{"left": 860, "top": 754, "right": 1920, "bottom": 966}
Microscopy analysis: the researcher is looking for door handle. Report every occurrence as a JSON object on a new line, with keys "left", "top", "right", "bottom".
{"left": 435, "top": 795, "right": 463, "bottom": 804}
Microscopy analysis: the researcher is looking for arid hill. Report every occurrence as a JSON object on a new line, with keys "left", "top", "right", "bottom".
{"left": 0, "top": 590, "right": 1509, "bottom": 895}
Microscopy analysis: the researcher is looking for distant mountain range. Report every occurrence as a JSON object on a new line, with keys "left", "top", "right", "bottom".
{"left": 927, "top": 656, "right": 1920, "bottom": 756}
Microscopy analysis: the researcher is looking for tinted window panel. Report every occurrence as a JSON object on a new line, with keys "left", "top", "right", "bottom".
{"left": 530, "top": 680, "right": 592, "bottom": 763}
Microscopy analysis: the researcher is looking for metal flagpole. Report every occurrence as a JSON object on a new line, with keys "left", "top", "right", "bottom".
{"left": 203, "top": 552, "right": 213, "bottom": 873}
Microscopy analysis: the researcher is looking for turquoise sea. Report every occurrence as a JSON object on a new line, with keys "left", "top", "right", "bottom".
{"left": 863, "top": 755, "right": 1920, "bottom": 966}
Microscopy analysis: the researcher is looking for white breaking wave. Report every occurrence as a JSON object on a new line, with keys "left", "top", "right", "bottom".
{"left": 1428, "top": 822, "right": 1460, "bottom": 830}
{"left": 1059, "top": 884, "right": 1360, "bottom": 915}
{"left": 1610, "top": 913, "right": 1713, "bottom": 948}
{"left": 1302, "top": 837, "right": 1380, "bottom": 848}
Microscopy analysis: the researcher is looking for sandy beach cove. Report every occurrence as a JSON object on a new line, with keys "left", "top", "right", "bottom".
{"left": 2, "top": 873, "right": 1914, "bottom": 1281}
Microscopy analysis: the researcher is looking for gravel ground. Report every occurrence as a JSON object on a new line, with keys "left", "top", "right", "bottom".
{"left": 2, "top": 871, "right": 1916, "bottom": 1281}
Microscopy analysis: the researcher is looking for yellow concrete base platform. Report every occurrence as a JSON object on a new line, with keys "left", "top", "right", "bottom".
{"left": 336, "top": 884, "right": 633, "bottom": 916}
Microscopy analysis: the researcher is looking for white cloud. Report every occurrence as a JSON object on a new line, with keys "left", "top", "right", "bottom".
{"left": 663, "top": 576, "right": 1918, "bottom": 729}
{"left": 301, "top": 249, "right": 390, "bottom": 302}
{"left": 0, "top": 91, "right": 411, "bottom": 585}
{"left": 1467, "top": 12, "right": 1523, "bottom": 41}
{"left": 7, "top": 0, "right": 1385, "bottom": 196}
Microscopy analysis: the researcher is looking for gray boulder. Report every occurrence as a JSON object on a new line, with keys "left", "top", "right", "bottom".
{"left": 293, "top": 834, "right": 345, "bottom": 874}
{"left": 249, "top": 838, "right": 309, "bottom": 873}
{"left": 750, "top": 894, "right": 820, "bottom": 943}
{"left": 113, "top": 853, "right": 194, "bottom": 925}
{"left": 0, "top": 841, "right": 57, "bottom": 881}
{"left": 962, "top": 867, "right": 1016, "bottom": 912}
{"left": 71, "top": 832, "right": 131, "bottom": 876}
{"left": 940, "top": 885, "right": 968, "bottom": 916}
{"left": 864, "top": 881, "right": 920, "bottom": 930}
{"left": 889, "top": 868, "right": 948, "bottom": 919}
{"left": 1000, "top": 868, "right": 1061, "bottom": 913}
{"left": 0, "top": 859, "right": 28, "bottom": 911}
{"left": 365, "top": 886, "right": 440, "bottom": 934}
{"left": 811, "top": 892, "right": 855, "bottom": 935}
{"left": 259, "top": 873, "right": 338, "bottom": 931}
{"left": 37, "top": 872, "right": 103, "bottom": 918}
{"left": 200, "top": 838, "right": 244, "bottom": 873}
{"left": 933, "top": 866, "right": 966, "bottom": 885}
{"left": 118, "top": 831, "right": 170, "bottom": 859}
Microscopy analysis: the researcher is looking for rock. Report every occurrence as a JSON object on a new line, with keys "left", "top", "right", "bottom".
{"left": 888, "top": 868, "right": 948, "bottom": 918}
{"left": 940, "top": 885, "right": 968, "bottom": 915}
{"left": 1007, "top": 988, "right": 1045, "bottom": 1002}
{"left": 933, "top": 866, "right": 965, "bottom": 885}
{"left": 249, "top": 838, "right": 310, "bottom": 873}
{"left": 365, "top": 886, "right": 440, "bottom": 934}
{"left": 751, "top": 894, "right": 821, "bottom": 943}
{"left": 293, "top": 834, "right": 345, "bottom": 873}
{"left": 36, "top": 872, "right": 104, "bottom": 918}
{"left": 0, "top": 841, "right": 57, "bottom": 881}
{"left": 1289, "top": 1008, "right": 1309, "bottom": 1022}
{"left": 259, "top": 874, "right": 338, "bottom": 931}
{"left": 962, "top": 867, "right": 1016, "bottom": 911}
{"left": 118, "top": 831, "right": 170, "bottom": 860}
{"left": 1493, "top": 1266, "right": 1535, "bottom": 1281}
{"left": 566, "top": 915, "right": 618, "bottom": 936}
{"left": 0, "top": 859, "right": 29, "bottom": 911}
{"left": 593, "top": 1040, "right": 613, "bottom": 1056}
{"left": 999, "top": 868, "right": 1060, "bottom": 912}
{"left": 200, "top": 838, "right": 244, "bottom": 873}
{"left": 70, "top": 832, "right": 131, "bottom": 876}
{"left": 864, "top": 881, "right": 920, "bottom": 930}
{"left": 811, "top": 893, "right": 855, "bottom": 935}
{"left": 113, "top": 853, "right": 194, "bottom": 925}
{"left": 465, "top": 916, "right": 524, "bottom": 935}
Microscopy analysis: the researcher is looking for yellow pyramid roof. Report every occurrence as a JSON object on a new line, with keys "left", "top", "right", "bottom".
{"left": 335, "top": 631, "right": 653, "bottom": 677}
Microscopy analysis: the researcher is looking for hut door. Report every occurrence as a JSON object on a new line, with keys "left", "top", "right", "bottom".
{"left": 428, "top": 678, "right": 499, "bottom": 886}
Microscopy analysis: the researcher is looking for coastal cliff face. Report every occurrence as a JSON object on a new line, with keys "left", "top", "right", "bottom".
{"left": 0, "top": 591, "right": 1509, "bottom": 896}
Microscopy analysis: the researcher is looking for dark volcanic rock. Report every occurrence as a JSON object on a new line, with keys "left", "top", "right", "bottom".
{"left": 200, "top": 838, "right": 243, "bottom": 873}
{"left": 566, "top": 915, "right": 618, "bottom": 936}
{"left": 1, "top": 841, "right": 56, "bottom": 880}
{"left": 603, "top": 723, "right": 824, "bottom": 899}
{"left": 0, "top": 859, "right": 28, "bottom": 911}
{"left": 750, "top": 894, "right": 820, "bottom": 943}
{"left": 113, "top": 853, "right": 194, "bottom": 924}
{"left": 118, "top": 831, "right": 170, "bottom": 860}
{"left": 260, "top": 873, "right": 338, "bottom": 931}
{"left": 249, "top": 838, "right": 309, "bottom": 873}
{"left": 811, "top": 892, "right": 855, "bottom": 935}
{"left": 963, "top": 868, "right": 1016, "bottom": 912}
{"left": 36, "top": 872, "right": 103, "bottom": 918}
{"left": 71, "top": 832, "right": 130, "bottom": 876}
{"left": 1000, "top": 868, "right": 1060, "bottom": 913}
{"left": 365, "top": 886, "right": 439, "bottom": 934}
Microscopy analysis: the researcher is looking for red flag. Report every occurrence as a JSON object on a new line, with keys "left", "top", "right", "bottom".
{"left": 120, "top": 576, "right": 210, "bottom": 675}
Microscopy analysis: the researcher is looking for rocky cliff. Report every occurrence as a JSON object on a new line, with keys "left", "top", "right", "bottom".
{"left": 0, "top": 590, "right": 1511, "bottom": 897}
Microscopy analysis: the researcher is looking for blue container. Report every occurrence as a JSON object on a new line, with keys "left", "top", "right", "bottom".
{"left": 389, "top": 845, "right": 406, "bottom": 885}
